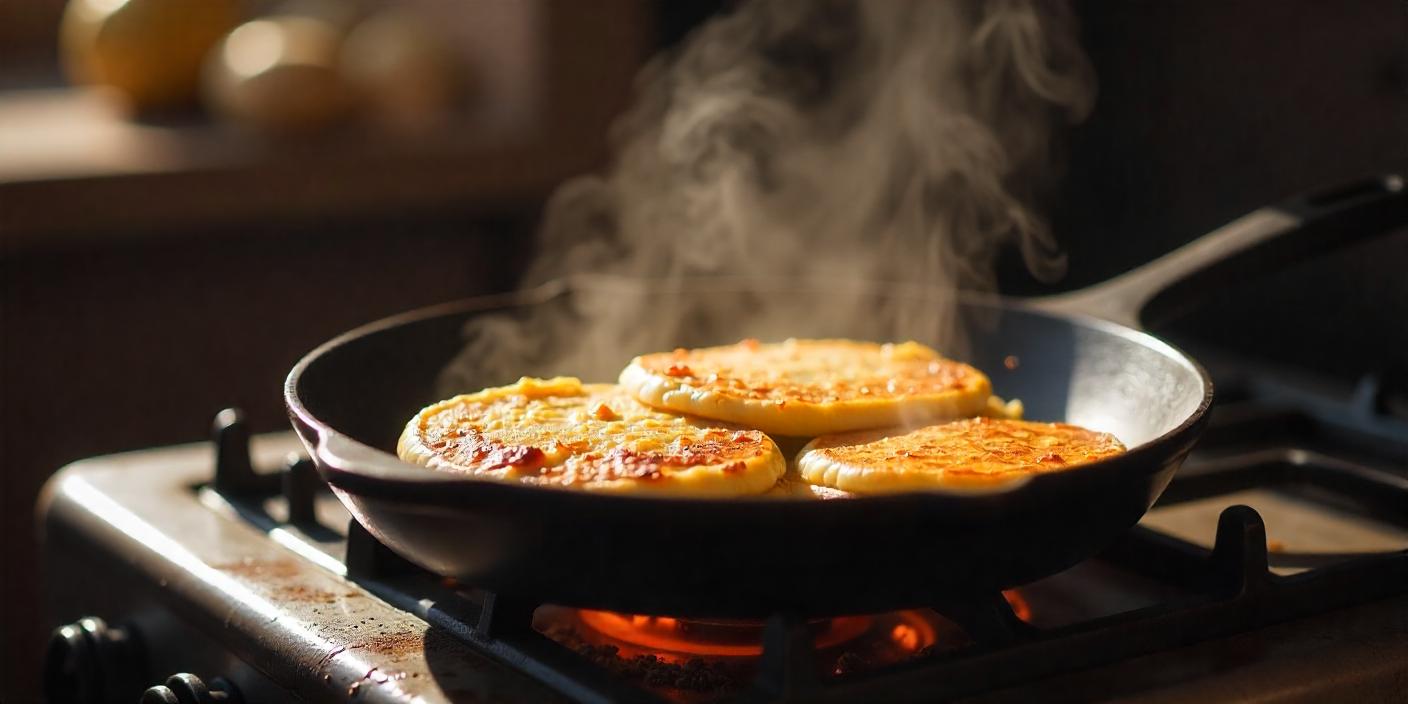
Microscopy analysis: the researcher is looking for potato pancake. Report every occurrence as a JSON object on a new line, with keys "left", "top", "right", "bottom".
{"left": 797, "top": 417, "right": 1126, "bottom": 493}
{"left": 398, "top": 377, "right": 785, "bottom": 496}
{"left": 619, "top": 339, "right": 993, "bottom": 436}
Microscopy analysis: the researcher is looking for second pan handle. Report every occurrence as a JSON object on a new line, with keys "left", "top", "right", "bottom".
{"left": 1034, "top": 174, "right": 1407, "bottom": 330}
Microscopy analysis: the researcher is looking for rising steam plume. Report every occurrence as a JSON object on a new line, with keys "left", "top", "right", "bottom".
{"left": 441, "top": 0, "right": 1095, "bottom": 392}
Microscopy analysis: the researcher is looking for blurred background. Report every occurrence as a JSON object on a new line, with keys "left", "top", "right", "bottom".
{"left": 1, "top": 0, "right": 1404, "bottom": 698}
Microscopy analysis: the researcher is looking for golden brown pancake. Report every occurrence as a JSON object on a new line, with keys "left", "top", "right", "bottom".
{"left": 398, "top": 377, "right": 785, "bottom": 496}
{"left": 619, "top": 338, "right": 993, "bottom": 436}
{"left": 797, "top": 417, "right": 1126, "bottom": 493}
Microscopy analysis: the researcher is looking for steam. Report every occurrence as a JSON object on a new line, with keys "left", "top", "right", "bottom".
{"left": 441, "top": 0, "right": 1094, "bottom": 392}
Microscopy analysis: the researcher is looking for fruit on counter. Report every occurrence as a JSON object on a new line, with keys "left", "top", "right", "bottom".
{"left": 202, "top": 15, "right": 350, "bottom": 133}
{"left": 271, "top": 0, "right": 371, "bottom": 35}
{"left": 340, "top": 10, "right": 462, "bottom": 132}
{"left": 60, "top": 0, "right": 241, "bottom": 112}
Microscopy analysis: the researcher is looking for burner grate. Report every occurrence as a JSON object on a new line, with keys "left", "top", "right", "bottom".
{"left": 331, "top": 507, "right": 1407, "bottom": 704}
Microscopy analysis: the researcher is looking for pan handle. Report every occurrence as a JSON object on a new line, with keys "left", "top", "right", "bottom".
{"left": 1033, "top": 173, "right": 1407, "bottom": 330}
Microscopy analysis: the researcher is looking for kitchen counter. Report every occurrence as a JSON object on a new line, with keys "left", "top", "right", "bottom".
{"left": 0, "top": 0, "right": 651, "bottom": 256}
{"left": 0, "top": 87, "right": 589, "bottom": 255}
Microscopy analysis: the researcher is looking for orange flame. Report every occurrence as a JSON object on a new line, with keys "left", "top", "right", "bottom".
{"left": 574, "top": 609, "right": 949, "bottom": 660}
{"left": 578, "top": 611, "right": 873, "bottom": 657}
{"left": 889, "top": 623, "right": 920, "bottom": 650}
{"left": 1003, "top": 590, "right": 1033, "bottom": 622}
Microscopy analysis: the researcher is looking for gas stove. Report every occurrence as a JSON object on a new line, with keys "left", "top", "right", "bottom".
{"left": 39, "top": 369, "right": 1408, "bottom": 703}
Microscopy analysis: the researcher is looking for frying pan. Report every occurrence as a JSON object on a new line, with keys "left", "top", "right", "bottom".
{"left": 286, "top": 175, "right": 1405, "bottom": 617}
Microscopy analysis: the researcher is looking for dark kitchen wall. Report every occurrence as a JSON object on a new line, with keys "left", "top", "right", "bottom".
{"left": 1032, "top": 0, "right": 1408, "bottom": 389}
{"left": 1033, "top": 0, "right": 1408, "bottom": 291}
{"left": 613, "top": 0, "right": 1408, "bottom": 295}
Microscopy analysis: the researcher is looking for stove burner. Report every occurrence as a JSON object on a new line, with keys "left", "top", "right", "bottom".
{"left": 526, "top": 592, "right": 1038, "bottom": 695}
{"left": 534, "top": 605, "right": 967, "bottom": 696}
{"left": 572, "top": 611, "right": 879, "bottom": 658}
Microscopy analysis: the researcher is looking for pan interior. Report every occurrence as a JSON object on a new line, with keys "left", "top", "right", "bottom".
{"left": 293, "top": 281, "right": 1207, "bottom": 462}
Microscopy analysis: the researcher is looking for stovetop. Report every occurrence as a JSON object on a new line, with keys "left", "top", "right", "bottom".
{"left": 39, "top": 371, "right": 1408, "bottom": 703}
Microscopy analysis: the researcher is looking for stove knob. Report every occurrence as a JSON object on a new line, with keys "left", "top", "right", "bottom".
{"left": 45, "top": 617, "right": 146, "bottom": 704}
{"left": 140, "top": 674, "right": 242, "bottom": 704}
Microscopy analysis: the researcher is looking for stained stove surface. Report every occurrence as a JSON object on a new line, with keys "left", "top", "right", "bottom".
{"left": 40, "top": 380, "right": 1408, "bottom": 703}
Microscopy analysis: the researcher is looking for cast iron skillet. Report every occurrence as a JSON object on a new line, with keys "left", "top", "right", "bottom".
{"left": 286, "top": 175, "right": 1404, "bottom": 617}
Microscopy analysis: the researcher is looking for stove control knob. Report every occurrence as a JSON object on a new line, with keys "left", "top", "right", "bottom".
{"left": 45, "top": 617, "right": 146, "bottom": 704}
{"left": 140, "top": 674, "right": 242, "bottom": 704}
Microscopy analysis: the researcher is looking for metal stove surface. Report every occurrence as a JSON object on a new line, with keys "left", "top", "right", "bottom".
{"left": 41, "top": 430, "right": 552, "bottom": 703}
{"left": 39, "top": 392, "right": 1408, "bottom": 703}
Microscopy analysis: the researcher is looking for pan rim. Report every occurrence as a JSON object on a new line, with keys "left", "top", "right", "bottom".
{"left": 284, "top": 274, "right": 1213, "bottom": 505}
